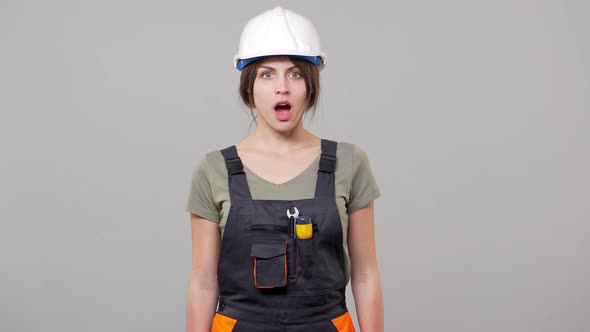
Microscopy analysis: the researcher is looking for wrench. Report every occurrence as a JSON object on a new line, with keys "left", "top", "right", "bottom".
{"left": 286, "top": 206, "right": 299, "bottom": 219}
{"left": 286, "top": 207, "right": 299, "bottom": 238}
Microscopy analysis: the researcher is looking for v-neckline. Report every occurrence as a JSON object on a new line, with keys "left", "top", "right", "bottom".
{"left": 239, "top": 152, "right": 322, "bottom": 187}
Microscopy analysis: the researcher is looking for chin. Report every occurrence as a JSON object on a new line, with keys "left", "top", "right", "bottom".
{"left": 270, "top": 123, "right": 297, "bottom": 133}
{"left": 261, "top": 113, "right": 302, "bottom": 130}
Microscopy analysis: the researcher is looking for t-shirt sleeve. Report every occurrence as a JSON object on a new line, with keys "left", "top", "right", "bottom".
{"left": 347, "top": 144, "right": 382, "bottom": 214}
{"left": 185, "top": 156, "right": 221, "bottom": 223}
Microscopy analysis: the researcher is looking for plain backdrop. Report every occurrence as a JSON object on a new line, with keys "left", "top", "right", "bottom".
{"left": 1, "top": 0, "right": 588, "bottom": 331}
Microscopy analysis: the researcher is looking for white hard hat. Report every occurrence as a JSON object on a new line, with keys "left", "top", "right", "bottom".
{"left": 234, "top": 6, "right": 327, "bottom": 71}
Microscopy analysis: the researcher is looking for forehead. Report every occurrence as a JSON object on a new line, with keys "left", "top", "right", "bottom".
{"left": 257, "top": 56, "right": 295, "bottom": 69}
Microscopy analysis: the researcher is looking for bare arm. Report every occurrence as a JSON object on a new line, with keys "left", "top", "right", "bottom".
{"left": 186, "top": 213, "right": 221, "bottom": 332}
{"left": 348, "top": 201, "right": 384, "bottom": 332}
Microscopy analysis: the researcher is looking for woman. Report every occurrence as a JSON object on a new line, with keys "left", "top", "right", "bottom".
{"left": 186, "top": 6, "right": 384, "bottom": 332}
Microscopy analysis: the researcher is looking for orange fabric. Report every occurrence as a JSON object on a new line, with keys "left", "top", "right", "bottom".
{"left": 331, "top": 311, "right": 356, "bottom": 332}
{"left": 211, "top": 313, "right": 237, "bottom": 332}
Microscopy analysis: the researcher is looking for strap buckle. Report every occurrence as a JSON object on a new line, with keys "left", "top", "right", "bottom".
{"left": 226, "top": 157, "right": 244, "bottom": 175}
{"left": 318, "top": 153, "right": 336, "bottom": 173}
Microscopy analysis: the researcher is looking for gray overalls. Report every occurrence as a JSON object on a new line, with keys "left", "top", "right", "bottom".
{"left": 213, "top": 139, "right": 355, "bottom": 331}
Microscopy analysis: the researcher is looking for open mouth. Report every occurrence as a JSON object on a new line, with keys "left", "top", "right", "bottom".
{"left": 274, "top": 101, "right": 292, "bottom": 112}
{"left": 274, "top": 101, "right": 292, "bottom": 120}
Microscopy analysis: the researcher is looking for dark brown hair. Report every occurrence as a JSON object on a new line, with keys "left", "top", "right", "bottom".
{"left": 239, "top": 56, "right": 320, "bottom": 127}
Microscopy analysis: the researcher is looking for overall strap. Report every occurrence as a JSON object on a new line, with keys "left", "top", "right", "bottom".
{"left": 315, "top": 139, "right": 337, "bottom": 199}
{"left": 220, "top": 145, "right": 252, "bottom": 201}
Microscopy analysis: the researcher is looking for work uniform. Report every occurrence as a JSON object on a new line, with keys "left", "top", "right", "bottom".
{"left": 186, "top": 139, "right": 381, "bottom": 331}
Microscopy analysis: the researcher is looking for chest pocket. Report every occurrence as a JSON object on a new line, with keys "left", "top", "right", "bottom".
{"left": 250, "top": 225, "right": 288, "bottom": 288}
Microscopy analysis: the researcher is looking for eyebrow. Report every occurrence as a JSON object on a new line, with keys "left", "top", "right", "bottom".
{"left": 258, "top": 65, "right": 299, "bottom": 71}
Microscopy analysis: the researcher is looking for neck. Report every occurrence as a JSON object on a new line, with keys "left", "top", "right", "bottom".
{"left": 241, "top": 121, "right": 318, "bottom": 155}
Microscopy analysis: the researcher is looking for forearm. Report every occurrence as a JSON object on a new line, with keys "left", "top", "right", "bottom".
{"left": 186, "top": 271, "right": 219, "bottom": 332}
{"left": 351, "top": 270, "right": 384, "bottom": 332}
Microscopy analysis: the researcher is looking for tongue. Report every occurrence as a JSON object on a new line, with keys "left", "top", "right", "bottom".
{"left": 275, "top": 105, "right": 292, "bottom": 121}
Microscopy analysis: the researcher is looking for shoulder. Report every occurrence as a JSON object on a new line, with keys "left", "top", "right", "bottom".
{"left": 333, "top": 141, "right": 371, "bottom": 183}
{"left": 335, "top": 141, "right": 354, "bottom": 154}
{"left": 204, "top": 149, "right": 225, "bottom": 166}
{"left": 334, "top": 141, "right": 370, "bottom": 167}
{"left": 190, "top": 149, "right": 226, "bottom": 179}
{"left": 198, "top": 149, "right": 231, "bottom": 191}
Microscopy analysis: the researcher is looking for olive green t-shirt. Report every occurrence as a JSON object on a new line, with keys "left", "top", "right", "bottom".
{"left": 185, "top": 141, "right": 381, "bottom": 282}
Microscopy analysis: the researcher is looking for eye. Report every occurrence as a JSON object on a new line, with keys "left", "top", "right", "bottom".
{"left": 261, "top": 71, "right": 272, "bottom": 78}
{"left": 290, "top": 71, "right": 303, "bottom": 78}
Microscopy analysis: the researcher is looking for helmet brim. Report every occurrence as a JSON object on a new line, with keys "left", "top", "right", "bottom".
{"left": 235, "top": 54, "right": 325, "bottom": 71}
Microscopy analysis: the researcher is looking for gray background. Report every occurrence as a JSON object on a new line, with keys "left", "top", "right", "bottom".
{"left": 1, "top": 0, "right": 588, "bottom": 331}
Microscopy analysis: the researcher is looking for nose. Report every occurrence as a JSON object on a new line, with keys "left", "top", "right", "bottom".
{"left": 275, "top": 76, "right": 290, "bottom": 95}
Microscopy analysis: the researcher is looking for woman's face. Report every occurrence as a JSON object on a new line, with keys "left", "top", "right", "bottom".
{"left": 252, "top": 56, "right": 308, "bottom": 132}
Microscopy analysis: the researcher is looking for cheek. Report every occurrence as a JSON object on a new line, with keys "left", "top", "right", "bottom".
{"left": 253, "top": 78, "right": 272, "bottom": 92}
{"left": 252, "top": 83, "right": 265, "bottom": 102}
{"left": 293, "top": 82, "right": 308, "bottom": 100}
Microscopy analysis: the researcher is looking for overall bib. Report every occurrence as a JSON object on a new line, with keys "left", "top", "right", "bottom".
{"left": 211, "top": 139, "right": 356, "bottom": 332}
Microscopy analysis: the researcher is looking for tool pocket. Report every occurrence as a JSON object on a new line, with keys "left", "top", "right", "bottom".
{"left": 296, "top": 217, "right": 320, "bottom": 283}
{"left": 251, "top": 238, "right": 288, "bottom": 288}
{"left": 296, "top": 231, "right": 314, "bottom": 281}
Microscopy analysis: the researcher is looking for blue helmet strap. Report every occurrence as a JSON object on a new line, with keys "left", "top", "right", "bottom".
{"left": 236, "top": 55, "right": 322, "bottom": 71}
